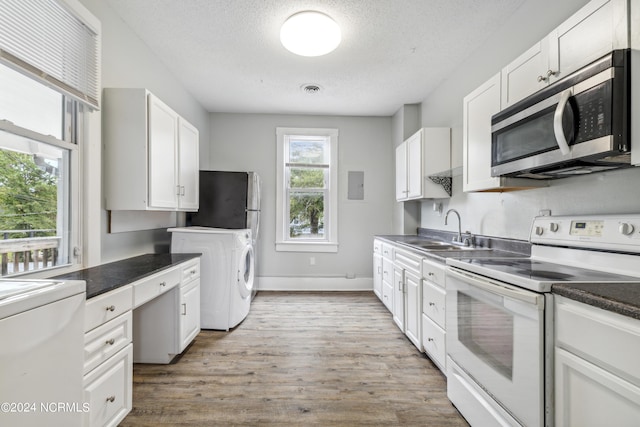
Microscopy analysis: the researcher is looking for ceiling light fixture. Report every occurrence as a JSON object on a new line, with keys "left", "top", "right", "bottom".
{"left": 280, "top": 11, "right": 341, "bottom": 57}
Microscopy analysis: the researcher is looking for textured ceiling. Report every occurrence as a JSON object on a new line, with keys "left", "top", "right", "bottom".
{"left": 105, "top": 0, "right": 526, "bottom": 116}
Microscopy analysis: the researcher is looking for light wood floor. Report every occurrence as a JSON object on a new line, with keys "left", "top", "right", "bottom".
{"left": 120, "top": 291, "right": 468, "bottom": 426}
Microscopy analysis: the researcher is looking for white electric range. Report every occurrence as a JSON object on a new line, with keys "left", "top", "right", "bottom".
{"left": 444, "top": 214, "right": 640, "bottom": 427}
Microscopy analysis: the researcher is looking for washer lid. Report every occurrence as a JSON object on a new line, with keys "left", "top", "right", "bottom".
{"left": 0, "top": 279, "right": 85, "bottom": 319}
{"left": 0, "top": 281, "right": 58, "bottom": 300}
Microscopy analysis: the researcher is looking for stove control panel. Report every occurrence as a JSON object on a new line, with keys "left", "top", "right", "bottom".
{"left": 531, "top": 214, "right": 640, "bottom": 253}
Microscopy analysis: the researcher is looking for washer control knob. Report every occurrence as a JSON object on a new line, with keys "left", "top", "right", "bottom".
{"left": 549, "top": 223, "right": 559, "bottom": 232}
{"left": 619, "top": 223, "right": 635, "bottom": 236}
{"left": 535, "top": 226, "right": 544, "bottom": 236}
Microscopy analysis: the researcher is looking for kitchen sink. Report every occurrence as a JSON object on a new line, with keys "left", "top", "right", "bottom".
{"left": 398, "top": 239, "right": 490, "bottom": 252}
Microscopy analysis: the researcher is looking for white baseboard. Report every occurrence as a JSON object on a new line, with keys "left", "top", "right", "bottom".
{"left": 256, "top": 276, "right": 373, "bottom": 291}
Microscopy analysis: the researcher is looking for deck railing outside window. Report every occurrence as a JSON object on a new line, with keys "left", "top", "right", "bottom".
{"left": 0, "top": 229, "right": 60, "bottom": 275}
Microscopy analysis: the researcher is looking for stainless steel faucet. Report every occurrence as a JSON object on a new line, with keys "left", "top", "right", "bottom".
{"left": 445, "top": 209, "right": 462, "bottom": 244}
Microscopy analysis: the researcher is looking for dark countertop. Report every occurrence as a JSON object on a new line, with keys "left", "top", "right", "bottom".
{"left": 53, "top": 253, "right": 201, "bottom": 299}
{"left": 553, "top": 283, "right": 640, "bottom": 321}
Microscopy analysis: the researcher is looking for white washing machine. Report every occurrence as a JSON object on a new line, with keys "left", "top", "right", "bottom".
{"left": 169, "top": 227, "right": 254, "bottom": 330}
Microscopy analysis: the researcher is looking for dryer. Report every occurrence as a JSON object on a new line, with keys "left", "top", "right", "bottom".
{"left": 169, "top": 227, "right": 254, "bottom": 330}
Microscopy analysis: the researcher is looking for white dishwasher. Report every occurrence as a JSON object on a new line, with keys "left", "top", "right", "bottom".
{"left": 0, "top": 279, "right": 85, "bottom": 427}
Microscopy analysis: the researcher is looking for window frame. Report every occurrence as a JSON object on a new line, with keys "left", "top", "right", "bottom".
{"left": 0, "top": 97, "right": 82, "bottom": 277}
{"left": 276, "top": 127, "right": 338, "bottom": 253}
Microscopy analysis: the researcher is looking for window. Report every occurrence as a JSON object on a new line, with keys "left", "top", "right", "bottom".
{"left": 0, "top": 0, "right": 99, "bottom": 276}
{"left": 0, "top": 62, "right": 79, "bottom": 276}
{"left": 276, "top": 127, "right": 338, "bottom": 252}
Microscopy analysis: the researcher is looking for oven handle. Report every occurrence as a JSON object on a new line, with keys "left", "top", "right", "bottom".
{"left": 553, "top": 88, "right": 573, "bottom": 155}
{"left": 447, "top": 267, "right": 544, "bottom": 307}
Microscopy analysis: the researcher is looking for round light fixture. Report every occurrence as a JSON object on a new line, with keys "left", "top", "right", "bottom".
{"left": 280, "top": 11, "right": 341, "bottom": 57}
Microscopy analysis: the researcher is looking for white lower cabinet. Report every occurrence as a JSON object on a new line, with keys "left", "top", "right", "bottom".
{"left": 404, "top": 270, "right": 422, "bottom": 350}
{"left": 373, "top": 240, "right": 383, "bottom": 301}
{"left": 178, "top": 259, "right": 201, "bottom": 353}
{"left": 83, "top": 344, "right": 133, "bottom": 427}
{"left": 392, "top": 265, "right": 405, "bottom": 332}
{"left": 421, "top": 258, "right": 446, "bottom": 374}
{"left": 83, "top": 286, "right": 133, "bottom": 427}
{"left": 422, "top": 314, "right": 446, "bottom": 372}
{"left": 133, "top": 258, "right": 201, "bottom": 363}
{"left": 393, "top": 246, "right": 423, "bottom": 351}
{"left": 555, "top": 296, "right": 640, "bottom": 426}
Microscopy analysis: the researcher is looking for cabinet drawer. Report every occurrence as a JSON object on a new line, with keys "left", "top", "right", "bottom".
{"left": 84, "top": 311, "right": 132, "bottom": 375}
{"left": 373, "top": 239, "right": 383, "bottom": 255}
{"left": 422, "top": 314, "right": 446, "bottom": 373}
{"left": 181, "top": 258, "right": 200, "bottom": 282}
{"left": 422, "top": 258, "right": 445, "bottom": 288}
{"left": 83, "top": 344, "right": 132, "bottom": 427}
{"left": 133, "top": 267, "right": 181, "bottom": 308}
{"left": 423, "top": 280, "right": 446, "bottom": 329}
{"left": 382, "top": 257, "right": 393, "bottom": 285}
{"left": 381, "top": 242, "right": 394, "bottom": 260}
{"left": 394, "top": 247, "right": 422, "bottom": 274}
{"left": 85, "top": 286, "right": 133, "bottom": 333}
{"left": 556, "top": 296, "right": 640, "bottom": 387}
{"left": 382, "top": 281, "right": 393, "bottom": 312}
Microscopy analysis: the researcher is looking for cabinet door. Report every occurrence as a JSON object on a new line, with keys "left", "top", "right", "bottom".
{"left": 556, "top": 347, "right": 640, "bottom": 427}
{"left": 179, "top": 279, "right": 200, "bottom": 352}
{"left": 178, "top": 118, "right": 199, "bottom": 211}
{"left": 550, "top": 0, "right": 624, "bottom": 83}
{"left": 373, "top": 253, "right": 383, "bottom": 301}
{"left": 501, "top": 41, "right": 550, "bottom": 108}
{"left": 404, "top": 270, "right": 421, "bottom": 350}
{"left": 406, "top": 131, "right": 423, "bottom": 199}
{"left": 148, "top": 94, "right": 179, "bottom": 209}
{"left": 392, "top": 266, "right": 405, "bottom": 332}
{"left": 463, "top": 73, "right": 502, "bottom": 192}
{"left": 395, "top": 142, "right": 408, "bottom": 200}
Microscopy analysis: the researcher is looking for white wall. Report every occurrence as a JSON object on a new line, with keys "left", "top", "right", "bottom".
{"left": 79, "top": 0, "right": 210, "bottom": 263}
{"left": 209, "top": 113, "right": 393, "bottom": 282}
{"left": 417, "top": 0, "right": 640, "bottom": 240}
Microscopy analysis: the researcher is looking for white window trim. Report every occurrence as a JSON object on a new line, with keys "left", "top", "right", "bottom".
{"left": 276, "top": 127, "right": 338, "bottom": 253}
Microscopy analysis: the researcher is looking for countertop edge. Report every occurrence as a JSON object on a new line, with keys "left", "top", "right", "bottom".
{"left": 53, "top": 253, "right": 202, "bottom": 299}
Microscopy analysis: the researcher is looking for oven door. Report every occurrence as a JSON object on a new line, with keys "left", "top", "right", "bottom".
{"left": 446, "top": 266, "right": 545, "bottom": 427}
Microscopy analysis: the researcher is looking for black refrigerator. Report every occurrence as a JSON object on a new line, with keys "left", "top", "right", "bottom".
{"left": 187, "top": 170, "right": 261, "bottom": 241}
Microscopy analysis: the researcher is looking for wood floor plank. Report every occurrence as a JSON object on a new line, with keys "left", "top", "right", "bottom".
{"left": 120, "top": 291, "right": 468, "bottom": 426}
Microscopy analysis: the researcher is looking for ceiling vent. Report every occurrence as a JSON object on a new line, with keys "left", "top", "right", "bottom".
{"left": 302, "top": 84, "right": 321, "bottom": 94}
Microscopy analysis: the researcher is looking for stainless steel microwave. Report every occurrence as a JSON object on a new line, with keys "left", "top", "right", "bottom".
{"left": 491, "top": 49, "right": 631, "bottom": 179}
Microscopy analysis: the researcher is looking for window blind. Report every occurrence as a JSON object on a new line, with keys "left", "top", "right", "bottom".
{"left": 0, "top": 0, "right": 100, "bottom": 109}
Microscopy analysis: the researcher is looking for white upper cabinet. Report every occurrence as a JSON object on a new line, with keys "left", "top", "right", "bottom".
{"left": 463, "top": 73, "right": 545, "bottom": 192}
{"left": 395, "top": 127, "right": 451, "bottom": 201}
{"left": 502, "top": 0, "right": 628, "bottom": 108}
{"left": 148, "top": 94, "right": 179, "bottom": 209}
{"left": 177, "top": 118, "right": 200, "bottom": 211}
{"left": 104, "top": 89, "right": 200, "bottom": 212}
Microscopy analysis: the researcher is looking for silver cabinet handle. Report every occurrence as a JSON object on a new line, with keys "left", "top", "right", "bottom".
{"left": 182, "top": 303, "right": 187, "bottom": 316}
{"left": 427, "top": 338, "right": 434, "bottom": 342}
{"left": 160, "top": 281, "right": 166, "bottom": 287}
{"left": 106, "top": 396, "right": 115, "bottom": 403}
{"left": 537, "top": 74, "right": 548, "bottom": 82}
{"left": 429, "top": 302, "right": 435, "bottom": 306}
{"left": 105, "top": 338, "right": 115, "bottom": 345}
{"left": 547, "top": 69, "right": 557, "bottom": 78}
{"left": 106, "top": 305, "right": 115, "bottom": 312}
